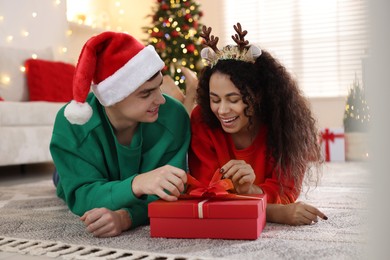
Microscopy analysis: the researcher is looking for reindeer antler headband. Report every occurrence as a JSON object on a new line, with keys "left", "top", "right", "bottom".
{"left": 200, "top": 23, "right": 261, "bottom": 67}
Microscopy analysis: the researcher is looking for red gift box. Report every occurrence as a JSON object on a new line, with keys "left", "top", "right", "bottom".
{"left": 149, "top": 170, "right": 267, "bottom": 240}
{"left": 148, "top": 194, "right": 266, "bottom": 240}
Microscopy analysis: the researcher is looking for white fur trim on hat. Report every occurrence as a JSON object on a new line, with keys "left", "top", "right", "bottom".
{"left": 92, "top": 45, "right": 164, "bottom": 106}
{"left": 64, "top": 100, "right": 93, "bottom": 125}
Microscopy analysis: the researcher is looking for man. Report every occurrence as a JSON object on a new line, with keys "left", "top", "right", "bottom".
{"left": 50, "top": 32, "right": 190, "bottom": 237}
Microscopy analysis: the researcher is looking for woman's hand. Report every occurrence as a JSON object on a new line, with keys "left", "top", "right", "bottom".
{"left": 221, "top": 160, "right": 261, "bottom": 194}
{"left": 267, "top": 202, "right": 328, "bottom": 226}
{"left": 132, "top": 165, "right": 187, "bottom": 201}
{"left": 80, "top": 208, "right": 131, "bottom": 238}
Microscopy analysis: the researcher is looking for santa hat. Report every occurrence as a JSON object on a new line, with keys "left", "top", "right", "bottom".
{"left": 64, "top": 31, "right": 164, "bottom": 125}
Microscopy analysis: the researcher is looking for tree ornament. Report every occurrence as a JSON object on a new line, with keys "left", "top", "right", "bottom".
{"left": 171, "top": 31, "right": 180, "bottom": 37}
{"left": 182, "top": 25, "right": 190, "bottom": 31}
{"left": 155, "top": 41, "right": 166, "bottom": 50}
{"left": 184, "top": 14, "right": 192, "bottom": 20}
{"left": 186, "top": 44, "right": 195, "bottom": 53}
{"left": 161, "top": 4, "right": 169, "bottom": 10}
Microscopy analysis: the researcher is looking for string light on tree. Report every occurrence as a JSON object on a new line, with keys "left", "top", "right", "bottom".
{"left": 144, "top": 0, "right": 204, "bottom": 91}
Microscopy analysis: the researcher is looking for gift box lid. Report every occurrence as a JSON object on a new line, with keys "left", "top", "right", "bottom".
{"left": 148, "top": 194, "right": 266, "bottom": 219}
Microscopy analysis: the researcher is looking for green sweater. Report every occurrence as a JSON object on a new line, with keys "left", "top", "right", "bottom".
{"left": 50, "top": 93, "right": 190, "bottom": 228}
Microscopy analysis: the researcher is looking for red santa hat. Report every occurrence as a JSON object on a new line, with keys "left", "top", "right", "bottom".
{"left": 64, "top": 31, "right": 164, "bottom": 125}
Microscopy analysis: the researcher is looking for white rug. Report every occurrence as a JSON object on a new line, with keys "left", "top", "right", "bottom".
{"left": 0, "top": 162, "right": 370, "bottom": 260}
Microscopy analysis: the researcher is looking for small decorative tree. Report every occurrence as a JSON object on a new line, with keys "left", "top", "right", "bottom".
{"left": 343, "top": 74, "right": 370, "bottom": 133}
{"left": 343, "top": 74, "right": 370, "bottom": 161}
{"left": 143, "top": 0, "right": 204, "bottom": 91}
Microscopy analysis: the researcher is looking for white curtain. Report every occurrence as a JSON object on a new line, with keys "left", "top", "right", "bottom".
{"left": 221, "top": 0, "right": 369, "bottom": 97}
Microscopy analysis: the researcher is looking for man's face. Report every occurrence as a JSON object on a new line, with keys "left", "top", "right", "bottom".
{"left": 107, "top": 72, "right": 166, "bottom": 125}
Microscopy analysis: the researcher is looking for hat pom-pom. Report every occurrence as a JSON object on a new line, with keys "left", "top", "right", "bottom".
{"left": 64, "top": 100, "right": 93, "bottom": 125}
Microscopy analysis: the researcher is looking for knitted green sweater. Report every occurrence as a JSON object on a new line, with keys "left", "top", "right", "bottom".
{"left": 50, "top": 93, "right": 190, "bottom": 228}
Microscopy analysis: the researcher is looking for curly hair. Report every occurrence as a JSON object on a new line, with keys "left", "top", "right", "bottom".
{"left": 197, "top": 49, "right": 323, "bottom": 188}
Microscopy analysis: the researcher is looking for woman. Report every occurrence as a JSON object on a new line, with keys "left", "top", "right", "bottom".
{"left": 189, "top": 23, "right": 327, "bottom": 225}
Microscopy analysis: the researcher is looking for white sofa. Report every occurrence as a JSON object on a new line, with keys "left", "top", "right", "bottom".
{"left": 0, "top": 47, "right": 69, "bottom": 166}
{"left": 0, "top": 101, "right": 65, "bottom": 166}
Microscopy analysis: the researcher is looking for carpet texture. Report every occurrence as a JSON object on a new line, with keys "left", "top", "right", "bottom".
{"left": 0, "top": 162, "right": 370, "bottom": 259}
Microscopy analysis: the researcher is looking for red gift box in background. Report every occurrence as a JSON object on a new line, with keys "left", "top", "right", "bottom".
{"left": 148, "top": 194, "right": 267, "bottom": 240}
{"left": 320, "top": 128, "right": 345, "bottom": 162}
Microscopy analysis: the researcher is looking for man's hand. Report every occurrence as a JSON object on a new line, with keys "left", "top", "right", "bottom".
{"left": 80, "top": 208, "right": 131, "bottom": 238}
{"left": 132, "top": 165, "right": 187, "bottom": 201}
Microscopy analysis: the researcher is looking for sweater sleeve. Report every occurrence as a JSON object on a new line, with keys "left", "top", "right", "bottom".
{"left": 258, "top": 157, "right": 302, "bottom": 204}
{"left": 50, "top": 132, "right": 150, "bottom": 218}
{"left": 160, "top": 101, "right": 191, "bottom": 171}
{"left": 188, "top": 107, "right": 221, "bottom": 184}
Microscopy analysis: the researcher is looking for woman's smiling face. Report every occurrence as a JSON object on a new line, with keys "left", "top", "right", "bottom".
{"left": 209, "top": 71, "right": 250, "bottom": 135}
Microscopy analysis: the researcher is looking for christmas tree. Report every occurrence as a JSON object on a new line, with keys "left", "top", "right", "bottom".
{"left": 144, "top": 0, "right": 204, "bottom": 91}
{"left": 343, "top": 74, "right": 370, "bottom": 132}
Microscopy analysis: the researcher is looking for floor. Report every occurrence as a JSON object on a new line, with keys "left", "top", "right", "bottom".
{"left": 0, "top": 162, "right": 373, "bottom": 259}
{"left": 0, "top": 163, "right": 56, "bottom": 260}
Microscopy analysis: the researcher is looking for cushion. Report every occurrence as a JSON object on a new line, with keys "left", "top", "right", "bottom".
{"left": 25, "top": 59, "right": 75, "bottom": 102}
{"left": 0, "top": 47, "right": 53, "bottom": 101}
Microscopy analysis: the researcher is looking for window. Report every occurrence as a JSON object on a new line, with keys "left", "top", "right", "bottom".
{"left": 221, "top": 0, "right": 369, "bottom": 97}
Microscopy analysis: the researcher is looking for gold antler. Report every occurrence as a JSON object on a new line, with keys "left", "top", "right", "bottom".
{"left": 231, "top": 23, "right": 249, "bottom": 50}
{"left": 199, "top": 25, "right": 219, "bottom": 52}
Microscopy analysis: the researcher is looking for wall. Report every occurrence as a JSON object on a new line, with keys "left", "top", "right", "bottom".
{"left": 0, "top": 0, "right": 155, "bottom": 63}
{"left": 66, "top": 0, "right": 155, "bottom": 64}
{"left": 308, "top": 97, "right": 345, "bottom": 129}
{"left": 197, "top": 0, "right": 225, "bottom": 39}
{"left": 0, "top": 0, "right": 346, "bottom": 128}
{"left": 107, "top": 0, "right": 154, "bottom": 39}
{"left": 66, "top": 23, "right": 104, "bottom": 64}
{"left": 0, "top": 0, "right": 68, "bottom": 60}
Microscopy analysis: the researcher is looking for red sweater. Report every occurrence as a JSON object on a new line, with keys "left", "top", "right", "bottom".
{"left": 188, "top": 105, "right": 300, "bottom": 204}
